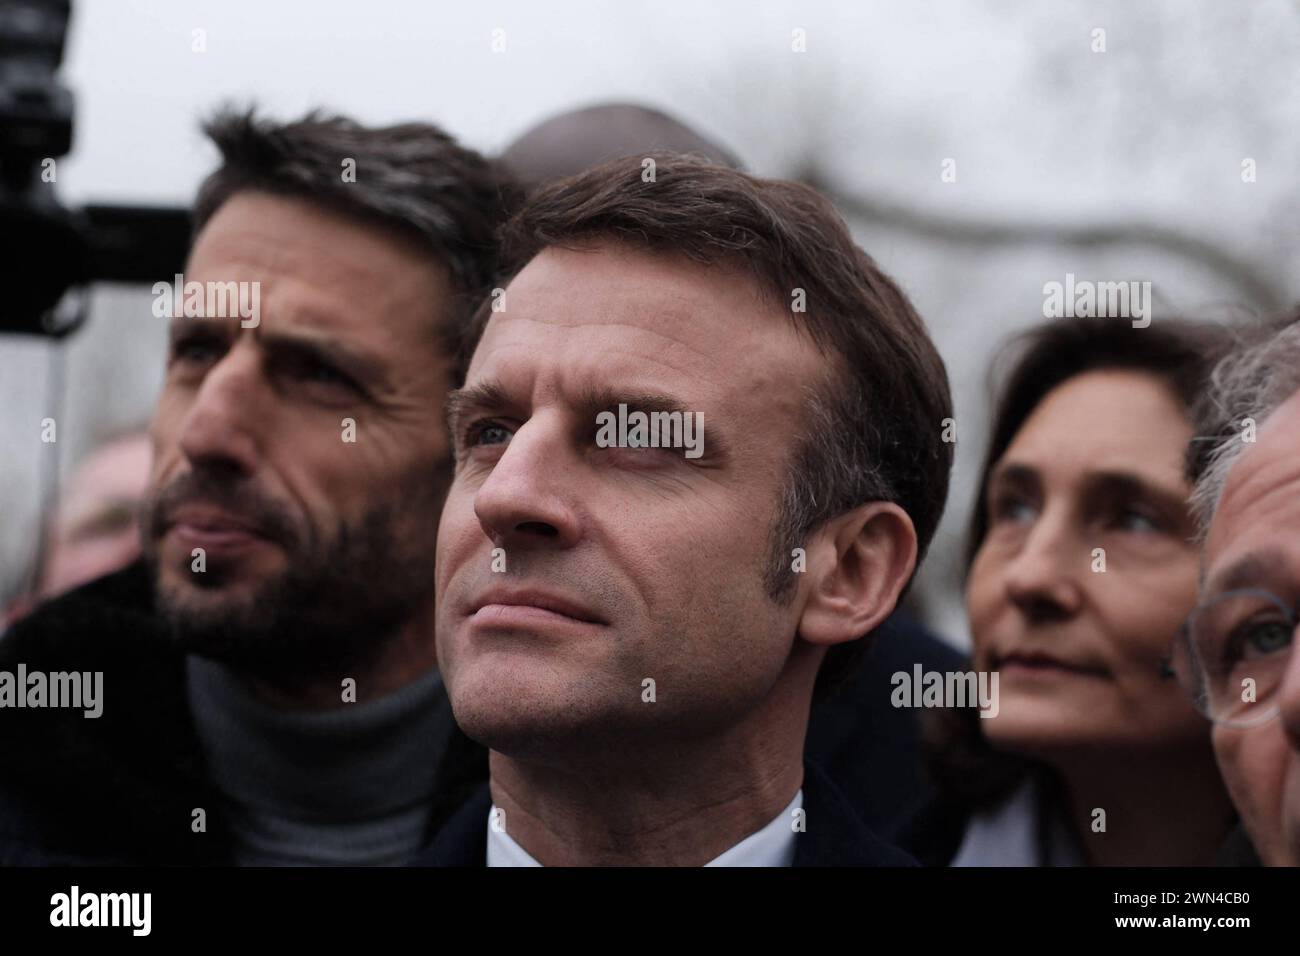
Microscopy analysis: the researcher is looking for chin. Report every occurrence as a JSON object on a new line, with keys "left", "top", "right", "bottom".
{"left": 160, "top": 541, "right": 283, "bottom": 586}
{"left": 982, "top": 705, "right": 1098, "bottom": 760}
{"left": 447, "top": 661, "right": 638, "bottom": 760}
{"left": 159, "top": 566, "right": 258, "bottom": 601}
{"left": 155, "top": 559, "right": 286, "bottom": 624}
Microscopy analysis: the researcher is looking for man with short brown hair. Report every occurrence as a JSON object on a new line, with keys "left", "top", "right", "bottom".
{"left": 420, "top": 154, "right": 953, "bottom": 866}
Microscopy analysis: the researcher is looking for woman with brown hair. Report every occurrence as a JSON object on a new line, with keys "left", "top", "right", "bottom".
{"left": 899, "top": 314, "right": 1248, "bottom": 866}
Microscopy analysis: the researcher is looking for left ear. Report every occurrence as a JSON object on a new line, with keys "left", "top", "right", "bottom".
{"left": 798, "top": 501, "right": 918, "bottom": 649}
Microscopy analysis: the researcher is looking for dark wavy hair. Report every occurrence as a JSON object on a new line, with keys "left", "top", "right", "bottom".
{"left": 193, "top": 106, "right": 520, "bottom": 347}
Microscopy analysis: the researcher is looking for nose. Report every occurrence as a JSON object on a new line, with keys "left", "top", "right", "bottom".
{"left": 176, "top": 344, "right": 265, "bottom": 480}
{"left": 473, "top": 412, "right": 582, "bottom": 551}
{"left": 1001, "top": 508, "right": 1084, "bottom": 623}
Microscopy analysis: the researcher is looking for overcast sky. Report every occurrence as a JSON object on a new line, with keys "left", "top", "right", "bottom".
{"left": 60, "top": 1, "right": 1298, "bottom": 222}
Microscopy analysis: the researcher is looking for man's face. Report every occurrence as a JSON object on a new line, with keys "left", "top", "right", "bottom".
{"left": 143, "top": 191, "right": 455, "bottom": 677}
{"left": 1203, "top": 388, "right": 1300, "bottom": 865}
{"left": 437, "top": 242, "right": 827, "bottom": 760}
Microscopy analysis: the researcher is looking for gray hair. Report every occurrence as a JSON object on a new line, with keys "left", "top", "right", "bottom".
{"left": 1188, "top": 310, "right": 1300, "bottom": 539}
{"left": 192, "top": 107, "right": 518, "bottom": 333}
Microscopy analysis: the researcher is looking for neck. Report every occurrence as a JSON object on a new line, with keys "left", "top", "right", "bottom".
{"left": 489, "top": 666, "right": 814, "bottom": 866}
{"left": 244, "top": 599, "right": 439, "bottom": 712}
{"left": 1051, "top": 744, "right": 1236, "bottom": 866}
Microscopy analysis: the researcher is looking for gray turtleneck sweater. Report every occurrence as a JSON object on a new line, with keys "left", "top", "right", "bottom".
{"left": 185, "top": 655, "right": 452, "bottom": 866}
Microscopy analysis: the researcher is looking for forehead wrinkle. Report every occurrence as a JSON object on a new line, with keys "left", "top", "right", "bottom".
{"left": 472, "top": 323, "right": 743, "bottom": 423}
{"left": 480, "top": 311, "right": 721, "bottom": 369}
{"left": 498, "top": 267, "right": 784, "bottom": 360}
{"left": 1206, "top": 394, "right": 1298, "bottom": 536}
{"left": 192, "top": 235, "right": 375, "bottom": 301}
{"left": 273, "top": 270, "right": 437, "bottom": 333}
{"left": 481, "top": 333, "right": 709, "bottom": 385}
{"left": 482, "top": 296, "right": 808, "bottom": 386}
{"left": 485, "top": 350, "right": 719, "bottom": 422}
{"left": 1218, "top": 447, "right": 1300, "bottom": 533}
{"left": 506, "top": 242, "right": 768, "bottom": 317}
{"left": 1214, "top": 390, "right": 1300, "bottom": 528}
{"left": 1208, "top": 453, "right": 1300, "bottom": 587}
{"left": 193, "top": 228, "right": 447, "bottom": 339}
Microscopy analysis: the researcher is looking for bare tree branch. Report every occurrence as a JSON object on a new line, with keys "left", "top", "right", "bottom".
{"left": 805, "top": 170, "right": 1291, "bottom": 316}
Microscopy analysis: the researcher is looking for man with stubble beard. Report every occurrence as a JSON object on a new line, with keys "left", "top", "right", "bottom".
{"left": 0, "top": 108, "right": 513, "bottom": 865}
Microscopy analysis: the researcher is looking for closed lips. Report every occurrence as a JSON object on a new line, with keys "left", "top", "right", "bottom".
{"left": 997, "top": 651, "right": 1105, "bottom": 675}
{"left": 169, "top": 504, "right": 263, "bottom": 535}
{"left": 471, "top": 589, "right": 605, "bottom": 624}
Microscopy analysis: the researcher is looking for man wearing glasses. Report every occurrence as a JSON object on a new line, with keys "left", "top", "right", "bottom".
{"left": 1177, "top": 312, "right": 1300, "bottom": 866}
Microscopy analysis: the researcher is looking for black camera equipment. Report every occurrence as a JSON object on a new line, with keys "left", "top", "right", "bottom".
{"left": 0, "top": 0, "right": 188, "bottom": 338}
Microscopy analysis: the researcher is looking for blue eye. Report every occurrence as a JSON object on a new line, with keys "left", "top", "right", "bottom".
{"left": 1225, "top": 617, "right": 1294, "bottom": 664}
{"left": 1244, "top": 620, "right": 1293, "bottom": 658}
{"left": 992, "top": 493, "right": 1036, "bottom": 525}
{"left": 171, "top": 336, "right": 222, "bottom": 365}
{"left": 469, "top": 422, "right": 513, "bottom": 447}
{"left": 1114, "top": 508, "right": 1160, "bottom": 533}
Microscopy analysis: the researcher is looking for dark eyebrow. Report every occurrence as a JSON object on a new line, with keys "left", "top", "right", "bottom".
{"left": 574, "top": 386, "right": 690, "bottom": 419}
{"left": 1207, "top": 549, "right": 1294, "bottom": 597}
{"left": 1081, "top": 470, "right": 1190, "bottom": 514}
{"left": 445, "top": 378, "right": 511, "bottom": 439}
{"left": 259, "top": 332, "right": 389, "bottom": 390}
{"left": 167, "top": 316, "right": 235, "bottom": 342}
{"left": 987, "top": 462, "right": 1039, "bottom": 493}
{"left": 990, "top": 463, "right": 1186, "bottom": 508}
{"left": 166, "top": 319, "right": 386, "bottom": 390}
{"left": 576, "top": 386, "right": 727, "bottom": 461}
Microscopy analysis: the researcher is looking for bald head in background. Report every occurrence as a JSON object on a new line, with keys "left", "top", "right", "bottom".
{"left": 500, "top": 102, "right": 742, "bottom": 191}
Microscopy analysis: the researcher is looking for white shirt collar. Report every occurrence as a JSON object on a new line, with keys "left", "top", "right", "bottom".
{"left": 949, "top": 779, "right": 1083, "bottom": 867}
{"left": 486, "top": 790, "right": 804, "bottom": 867}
